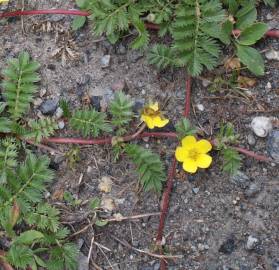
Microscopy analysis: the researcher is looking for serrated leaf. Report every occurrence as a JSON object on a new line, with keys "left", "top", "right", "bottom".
{"left": 222, "top": 148, "right": 242, "bottom": 175}
{"left": 14, "top": 230, "right": 44, "bottom": 245}
{"left": 238, "top": 23, "right": 268, "bottom": 46}
{"left": 72, "top": 16, "right": 86, "bottom": 31}
{"left": 236, "top": 44, "right": 264, "bottom": 76}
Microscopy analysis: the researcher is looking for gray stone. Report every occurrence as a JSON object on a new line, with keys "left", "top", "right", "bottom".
{"left": 39, "top": 98, "right": 59, "bottom": 115}
{"left": 128, "top": 50, "right": 144, "bottom": 63}
{"left": 230, "top": 171, "right": 250, "bottom": 189}
{"left": 192, "top": 187, "right": 200, "bottom": 194}
{"left": 247, "top": 134, "right": 256, "bottom": 146}
{"left": 78, "top": 252, "right": 89, "bottom": 270}
{"left": 76, "top": 74, "right": 91, "bottom": 86}
{"left": 245, "top": 183, "right": 261, "bottom": 198}
{"left": 90, "top": 96, "right": 102, "bottom": 111}
{"left": 272, "top": 259, "right": 279, "bottom": 270}
{"left": 267, "top": 130, "right": 279, "bottom": 162}
{"left": 153, "top": 262, "right": 160, "bottom": 270}
{"left": 219, "top": 236, "right": 236, "bottom": 254}
{"left": 100, "top": 55, "right": 111, "bottom": 68}
{"left": 133, "top": 99, "right": 144, "bottom": 113}
{"left": 246, "top": 235, "right": 258, "bottom": 250}
{"left": 116, "top": 44, "right": 127, "bottom": 55}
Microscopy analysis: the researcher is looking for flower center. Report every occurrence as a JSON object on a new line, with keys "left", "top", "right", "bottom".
{"left": 188, "top": 148, "right": 199, "bottom": 161}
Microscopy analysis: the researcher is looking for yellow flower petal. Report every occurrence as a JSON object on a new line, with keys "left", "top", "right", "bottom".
{"left": 149, "top": 102, "right": 159, "bottom": 111}
{"left": 141, "top": 115, "right": 155, "bottom": 129}
{"left": 153, "top": 116, "right": 169, "bottom": 128}
{"left": 175, "top": 146, "right": 188, "bottom": 162}
{"left": 0, "top": 0, "right": 9, "bottom": 3}
{"left": 181, "top": 136, "right": 196, "bottom": 148}
{"left": 196, "top": 139, "right": 212, "bottom": 153}
{"left": 182, "top": 158, "right": 198, "bottom": 173}
{"left": 196, "top": 154, "right": 212, "bottom": 168}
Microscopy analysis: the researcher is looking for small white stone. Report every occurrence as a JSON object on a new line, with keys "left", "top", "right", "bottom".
{"left": 265, "top": 49, "right": 279, "bottom": 61}
{"left": 251, "top": 116, "right": 273, "bottom": 137}
{"left": 197, "top": 104, "right": 205, "bottom": 112}
{"left": 100, "top": 55, "right": 111, "bottom": 68}
{"left": 55, "top": 107, "right": 63, "bottom": 119}
{"left": 266, "top": 13, "right": 273, "bottom": 20}
{"left": 33, "top": 98, "right": 43, "bottom": 107}
{"left": 58, "top": 121, "right": 65, "bottom": 129}
{"left": 246, "top": 235, "right": 258, "bottom": 250}
{"left": 39, "top": 88, "right": 47, "bottom": 97}
{"left": 266, "top": 82, "right": 272, "bottom": 89}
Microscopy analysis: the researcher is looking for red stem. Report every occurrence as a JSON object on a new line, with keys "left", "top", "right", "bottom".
{"left": 0, "top": 9, "right": 90, "bottom": 18}
{"left": 232, "top": 146, "right": 271, "bottom": 162}
{"left": 42, "top": 132, "right": 178, "bottom": 145}
{"left": 1, "top": 10, "right": 279, "bottom": 39}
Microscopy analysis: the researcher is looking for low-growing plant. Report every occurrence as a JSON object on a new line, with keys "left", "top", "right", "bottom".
{"left": 0, "top": 52, "right": 78, "bottom": 270}
{"left": 72, "top": 0, "right": 276, "bottom": 76}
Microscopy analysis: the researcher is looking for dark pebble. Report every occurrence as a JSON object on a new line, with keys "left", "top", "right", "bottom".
{"left": 230, "top": 171, "right": 250, "bottom": 189}
{"left": 245, "top": 183, "right": 261, "bottom": 198}
{"left": 39, "top": 98, "right": 59, "bottom": 115}
{"left": 267, "top": 130, "right": 279, "bottom": 162}
{"left": 219, "top": 237, "right": 236, "bottom": 254}
{"left": 133, "top": 99, "right": 145, "bottom": 113}
{"left": 90, "top": 96, "right": 102, "bottom": 112}
{"left": 47, "top": 64, "right": 56, "bottom": 71}
{"left": 272, "top": 259, "right": 279, "bottom": 270}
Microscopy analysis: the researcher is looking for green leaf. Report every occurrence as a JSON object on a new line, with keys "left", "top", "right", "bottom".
{"left": 125, "top": 144, "right": 166, "bottom": 193}
{"left": 15, "top": 230, "right": 44, "bottom": 245}
{"left": 236, "top": 44, "right": 264, "bottom": 76}
{"left": 70, "top": 109, "right": 112, "bottom": 137}
{"left": 107, "top": 31, "right": 120, "bottom": 44}
{"left": 95, "top": 219, "right": 108, "bottom": 227}
{"left": 222, "top": 148, "right": 242, "bottom": 175}
{"left": 59, "top": 99, "right": 71, "bottom": 118}
{"left": 0, "top": 117, "right": 12, "bottom": 133}
{"left": 72, "top": 16, "right": 86, "bottom": 31}
{"left": 238, "top": 23, "right": 268, "bottom": 45}
{"left": 235, "top": 3, "right": 257, "bottom": 30}
{"left": 219, "top": 20, "right": 233, "bottom": 45}
{"left": 89, "top": 197, "right": 101, "bottom": 210}
{"left": 175, "top": 118, "right": 197, "bottom": 140}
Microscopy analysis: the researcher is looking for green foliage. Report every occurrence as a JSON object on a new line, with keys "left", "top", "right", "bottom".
{"left": 25, "top": 118, "right": 58, "bottom": 143}
{"left": 70, "top": 109, "right": 112, "bottom": 137}
{"left": 236, "top": 44, "right": 264, "bottom": 76}
{"left": 83, "top": 0, "right": 150, "bottom": 48}
{"left": 171, "top": 0, "right": 225, "bottom": 76}
{"left": 72, "top": 16, "right": 87, "bottom": 30}
{"left": 175, "top": 118, "right": 197, "bottom": 140}
{"left": 237, "top": 23, "right": 268, "bottom": 46}
{"left": 222, "top": 147, "right": 242, "bottom": 175}
{"left": 148, "top": 44, "right": 176, "bottom": 70}
{"left": 125, "top": 144, "right": 166, "bottom": 192}
{"left": 216, "top": 122, "right": 242, "bottom": 175}
{"left": 0, "top": 138, "right": 18, "bottom": 184}
{"left": 109, "top": 91, "right": 134, "bottom": 135}
{"left": 59, "top": 98, "right": 71, "bottom": 118}
{"left": 2, "top": 52, "right": 40, "bottom": 120}
{"left": 25, "top": 203, "right": 60, "bottom": 232}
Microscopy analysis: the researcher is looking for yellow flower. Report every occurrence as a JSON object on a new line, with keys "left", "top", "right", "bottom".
{"left": 175, "top": 135, "right": 212, "bottom": 173}
{"left": 0, "top": 0, "right": 9, "bottom": 3}
{"left": 141, "top": 102, "right": 169, "bottom": 129}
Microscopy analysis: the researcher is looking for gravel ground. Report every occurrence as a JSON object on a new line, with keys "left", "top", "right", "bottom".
{"left": 0, "top": 1, "right": 278, "bottom": 270}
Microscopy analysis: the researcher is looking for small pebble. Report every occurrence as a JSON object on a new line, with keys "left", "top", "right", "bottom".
{"left": 230, "top": 171, "right": 250, "bottom": 189}
{"left": 33, "top": 98, "right": 43, "bottom": 107}
{"left": 197, "top": 104, "right": 205, "bottom": 111}
{"left": 39, "top": 98, "right": 59, "bottom": 115}
{"left": 266, "top": 82, "right": 272, "bottom": 89}
{"left": 39, "top": 88, "right": 47, "bottom": 97}
{"left": 251, "top": 116, "right": 273, "bottom": 137}
{"left": 245, "top": 183, "right": 261, "bottom": 198}
{"left": 267, "top": 130, "right": 279, "bottom": 162}
{"left": 246, "top": 235, "right": 258, "bottom": 250}
{"left": 192, "top": 187, "right": 199, "bottom": 194}
{"left": 219, "top": 237, "right": 236, "bottom": 254}
{"left": 58, "top": 121, "right": 65, "bottom": 129}
{"left": 90, "top": 96, "right": 102, "bottom": 111}
{"left": 100, "top": 55, "right": 111, "bottom": 68}
{"left": 55, "top": 107, "right": 63, "bottom": 119}
{"left": 247, "top": 134, "right": 256, "bottom": 146}
{"left": 265, "top": 49, "right": 279, "bottom": 61}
